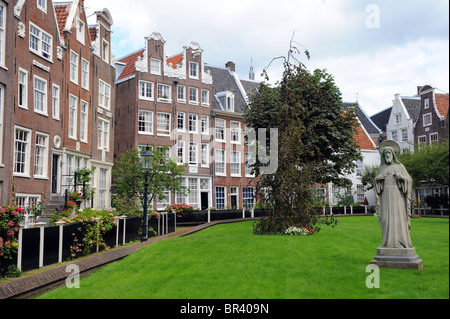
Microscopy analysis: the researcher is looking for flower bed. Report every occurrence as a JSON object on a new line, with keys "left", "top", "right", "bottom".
{"left": 0, "top": 205, "right": 25, "bottom": 276}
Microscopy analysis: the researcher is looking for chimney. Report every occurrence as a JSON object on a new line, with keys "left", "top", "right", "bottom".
{"left": 225, "top": 61, "right": 236, "bottom": 72}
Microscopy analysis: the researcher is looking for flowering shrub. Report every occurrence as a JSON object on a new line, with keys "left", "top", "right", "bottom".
{"left": 50, "top": 208, "right": 118, "bottom": 258}
{"left": 165, "top": 203, "right": 193, "bottom": 214}
{"left": 0, "top": 205, "right": 25, "bottom": 263}
{"left": 284, "top": 226, "right": 312, "bottom": 236}
{"left": 70, "top": 191, "right": 82, "bottom": 201}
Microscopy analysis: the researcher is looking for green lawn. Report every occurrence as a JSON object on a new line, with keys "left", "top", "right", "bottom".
{"left": 38, "top": 216, "right": 449, "bottom": 299}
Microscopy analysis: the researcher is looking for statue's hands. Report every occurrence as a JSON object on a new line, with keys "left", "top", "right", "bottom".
{"left": 375, "top": 173, "right": 387, "bottom": 182}
{"left": 394, "top": 173, "right": 404, "bottom": 182}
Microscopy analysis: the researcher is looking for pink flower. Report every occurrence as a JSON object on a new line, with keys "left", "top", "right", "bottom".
{"left": 8, "top": 220, "right": 14, "bottom": 226}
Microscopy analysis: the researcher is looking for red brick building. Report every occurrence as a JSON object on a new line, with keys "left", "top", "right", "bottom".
{"left": 115, "top": 32, "right": 214, "bottom": 210}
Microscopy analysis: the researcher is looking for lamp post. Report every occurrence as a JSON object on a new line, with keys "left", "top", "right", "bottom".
{"left": 141, "top": 146, "right": 154, "bottom": 242}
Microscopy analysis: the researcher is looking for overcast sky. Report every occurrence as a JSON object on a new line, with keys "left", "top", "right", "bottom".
{"left": 79, "top": 0, "right": 449, "bottom": 116}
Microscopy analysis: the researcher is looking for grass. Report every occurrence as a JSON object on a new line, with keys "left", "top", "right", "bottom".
{"left": 37, "top": 216, "right": 449, "bottom": 299}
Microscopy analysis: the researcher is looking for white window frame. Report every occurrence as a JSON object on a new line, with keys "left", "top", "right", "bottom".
{"left": 177, "top": 140, "right": 185, "bottom": 165}
{"left": 356, "top": 160, "right": 363, "bottom": 177}
{"left": 201, "top": 89, "right": 210, "bottom": 107}
{"left": 98, "top": 168, "right": 108, "bottom": 208}
{"left": 18, "top": 68, "right": 28, "bottom": 109}
{"left": 37, "top": 0, "right": 47, "bottom": 13}
{"left": 34, "top": 132, "right": 49, "bottom": 178}
{"left": 189, "top": 87, "right": 199, "bottom": 105}
{"left": 150, "top": 58, "right": 161, "bottom": 75}
{"left": 177, "top": 112, "right": 185, "bottom": 132}
{"left": 70, "top": 50, "right": 79, "bottom": 84}
{"left": 395, "top": 114, "right": 401, "bottom": 124}
{"left": 391, "top": 130, "right": 398, "bottom": 142}
{"left": 189, "top": 142, "right": 198, "bottom": 166}
{"left": 215, "top": 186, "right": 226, "bottom": 210}
{"left": 188, "top": 113, "right": 198, "bottom": 133}
{"left": 423, "top": 113, "right": 432, "bottom": 127}
{"left": 76, "top": 18, "right": 85, "bottom": 45}
{"left": 0, "top": 3, "right": 5, "bottom": 67}
{"left": 52, "top": 84, "right": 60, "bottom": 120}
{"left": 13, "top": 126, "right": 32, "bottom": 177}
{"left": 424, "top": 98, "right": 429, "bottom": 109}
{"left": 418, "top": 135, "right": 427, "bottom": 150}
{"left": 215, "top": 118, "right": 225, "bottom": 142}
{"left": 99, "top": 79, "right": 111, "bottom": 110}
{"left": 201, "top": 115, "right": 209, "bottom": 135}
{"left": 33, "top": 75, "right": 47, "bottom": 116}
{"left": 243, "top": 187, "right": 255, "bottom": 209}
{"left": 230, "top": 151, "right": 241, "bottom": 176}
{"left": 156, "top": 112, "right": 171, "bottom": 136}
{"left": 81, "top": 58, "right": 89, "bottom": 90}
{"left": 102, "top": 40, "right": 110, "bottom": 63}
{"left": 157, "top": 83, "right": 171, "bottom": 103}
{"left": 98, "top": 118, "right": 110, "bottom": 151}
{"left": 401, "top": 128, "right": 408, "bottom": 141}
{"left": 29, "top": 22, "right": 53, "bottom": 61}
{"left": 201, "top": 143, "right": 209, "bottom": 167}
{"left": 189, "top": 61, "right": 199, "bottom": 79}
{"left": 139, "top": 80, "right": 154, "bottom": 101}
{"left": 356, "top": 184, "right": 365, "bottom": 204}
{"left": 138, "top": 110, "right": 154, "bottom": 135}
{"left": 245, "top": 152, "right": 255, "bottom": 177}
{"left": 230, "top": 121, "right": 241, "bottom": 144}
{"left": 80, "top": 100, "right": 88, "bottom": 143}
{"left": 68, "top": 95, "right": 78, "bottom": 140}
{"left": 177, "top": 85, "right": 186, "bottom": 103}
{"left": 188, "top": 178, "right": 198, "bottom": 207}
{"left": 430, "top": 133, "right": 438, "bottom": 145}
{"left": 215, "top": 149, "right": 226, "bottom": 175}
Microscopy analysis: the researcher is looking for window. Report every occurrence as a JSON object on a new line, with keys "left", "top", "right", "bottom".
{"left": 157, "top": 84, "right": 171, "bottom": 102}
{"left": 430, "top": 133, "right": 438, "bottom": 145}
{"left": 98, "top": 119, "right": 110, "bottom": 151}
{"left": 188, "top": 178, "right": 198, "bottom": 207}
{"left": 424, "top": 98, "right": 429, "bottom": 109}
{"left": 215, "top": 118, "right": 225, "bottom": 141}
{"left": 423, "top": 113, "right": 432, "bottom": 127}
{"left": 401, "top": 129, "right": 408, "bottom": 141}
{"left": 189, "top": 87, "right": 199, "bottom": 105}
{"left": 201, "top": 144, "right": 209, "bottom": 167}
{"left": 201, "top": 115, "right": 209, "bottom": 135}
{"left": 37, "top": 0, "right": 47, "bottom": 12}
{"left": 34, "top": 133, "right": 48, "bottom": 178}
{"left": 76, "top": 18, "right": 85, "bottom": 44}
{"left": 176, "top": 178, "right": 186, "bottom": 203}
{"left": 189, "top": 142, "right": 198, "bottom": 166}
{"left": 188, "top": 113, "right": 198, "bottom": 133}
{"left": 138, "top": 110, "right": 153, "bottom": 134}
{"left": 139, "top": 81, "right": 153, "bottom": 100}
{"left": 29, "top": 23, "right": 52, "bottom": 60}
{"left": 226, "top": 94, "right": 234, "bottom": 111}
{"left": 52, "top": 84, "right": 60, "bottom": 120}
{"left": 243, "top": 187, "right": 254, "bottom": 209}
{"left": 157, "top": 191, "right": 171, "bottom": 211}
{"left": 99, "top": 169, "right": 107, "bottom": 208}
{"left": 0, "top": 85, "right": 4, "bottom": 163}
{"left": 70, "top": 51, "right": 78, "bottom": 83}
{"left": 18, "top": 69, "right": 28, "bottom": 109}
{"left": 230, "top": 151, "right": 240, "bottom": 176}
{"left": 34, "top": 76, "right": 47, "bottom": 115}
{"left": 395, "top": 114, "right": 401, "bottom": 124}
{"left": 189, "top": 62, "right": 199, "bottom": 79}
{"left": 201, "top": 89, "right": 210, "bottom": 106}
{"left": 14, "top": 127, "right": 31, "bottom": 176}
{"left": 177, "top": 141, "right": 185, "bottom": 164}
{"left": 157, "top": 112, "right": 170, "bottom": 135}
{"left": 177, "top": 112, "right": 185, "bottom": 131}
{"left": 418, "top": 135, "right": 427, "bottom": 150}
{"left": 69, "top": 95, "right": 77, "bottom": 139}
{"left": 357, "top": 184, "right": 365, "bottom": 204}
{"left": 150, "top": 59, "right": 161, "bottom": 75}
{"left": 177, "top": 85, "right": 186, "bottom": 102}
{"left": 245, "top": 152, "right": 255, "bottom": 177}
{"left": 81, "top": 59, "right": 89, "bottom": 90}
{"left": 15, "top": 194, "right": 41, "bottom": 211}
{"left": 0, "top": 3, "right": 5, "bottom": 67}
{"left": 215, "top": 149, "right": 225, "bottom": 175}
{"left": 391, "top": 130, "right": 398, "bottom": 142}
{"left": 230, "top": 121, "right": 241, "bottom": 144}
{"left": 99, "top": 80, "right": 111, "bottom": 109}
{"left": 356, "top": 160, "right": 363, "bottom": 177}
{"left": 102, "top": 40, "right": 109, "bottom": 63}
{"left": 216, "top": 186, "right": 225, "bottom": 209}
{"left": 80, "top": 101, "right": 88, "bottom": 143}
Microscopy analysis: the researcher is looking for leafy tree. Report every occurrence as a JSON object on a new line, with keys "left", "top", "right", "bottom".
{"left": 112, "top": 146, "right": 188, "bottom": 216}
{"left": 398, "top": 140, "right": 449, "bottom": 187}
{"left": 361, "top": 164, "right": 379, "bottom": 191}
{"left": 247, "top": 37, "right": 361, "bottom": 234}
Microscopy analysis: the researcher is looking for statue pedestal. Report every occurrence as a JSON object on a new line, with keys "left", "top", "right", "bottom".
{"left": 371, "top": 246, "right": 423, "bottom": 270}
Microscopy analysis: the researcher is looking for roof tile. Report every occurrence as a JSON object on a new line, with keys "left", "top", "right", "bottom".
{"left": 435, "top": 93, "right": 449, "bottom": 121}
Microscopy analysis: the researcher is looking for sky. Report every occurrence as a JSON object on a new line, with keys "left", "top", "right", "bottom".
{"left": 78, "top": 0, "right": 448, "bottom": 117}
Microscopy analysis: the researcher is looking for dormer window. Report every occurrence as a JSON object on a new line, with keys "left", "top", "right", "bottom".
{"left": 189, "top": 62, "right": 199, "bottom": 79}
{"left": 151, "top": 59, "right": 161, "bottom": 75}
{"left": 102, "top": 40, "right": 109, "bottom": 63}
{"left": 424, "top": 98, "right": 429, "bottom": 109}
{"left": 217, "top": 91, "right": 235, "bottom": 112}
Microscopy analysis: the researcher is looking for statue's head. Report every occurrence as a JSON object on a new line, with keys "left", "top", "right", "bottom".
{"left": 379, "top": 140, "right": 401, "bottom": 165}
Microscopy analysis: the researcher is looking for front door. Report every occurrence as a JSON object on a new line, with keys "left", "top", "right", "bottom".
{"left": 51, "top": 155, "right": 60, "bottom": 193}
{"left": 201, "top": 192, "right": 208, "bottom": 210}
